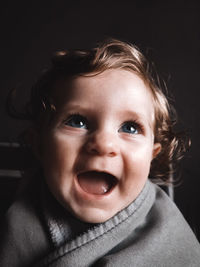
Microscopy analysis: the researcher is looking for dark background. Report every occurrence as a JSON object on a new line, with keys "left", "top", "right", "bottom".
{"left": 0, "top": 1, "right": 200, "bottom": 237}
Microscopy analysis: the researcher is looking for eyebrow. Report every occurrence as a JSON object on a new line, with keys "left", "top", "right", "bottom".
{"left": 54, "top": 104, "right": 90, "bottom": 120}
{"left": 59, "top": 104, "right": 89, "bottom": 114}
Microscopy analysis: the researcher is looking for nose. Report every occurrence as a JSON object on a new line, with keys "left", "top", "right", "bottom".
{"left": 85, "top": 130, "right": 119, "bottom": 157}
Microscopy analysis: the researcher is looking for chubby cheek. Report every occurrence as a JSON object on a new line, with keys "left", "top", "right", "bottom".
{"left": 41, "top": 133, "right": 78, "bottom": 188}
{"left": 121, "top": 142, "right": 153, "bottom": 197}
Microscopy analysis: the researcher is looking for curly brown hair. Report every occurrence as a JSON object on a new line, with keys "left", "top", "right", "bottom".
{"left": 7, "top": 38, "right": 189, "bottom": 184}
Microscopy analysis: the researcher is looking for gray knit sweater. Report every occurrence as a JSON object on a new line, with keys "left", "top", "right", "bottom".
{"left": 0, "top": 177, "right": 199, "bottom": 267}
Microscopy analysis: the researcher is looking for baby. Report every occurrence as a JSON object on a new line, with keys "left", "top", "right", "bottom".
{"left": 0, "top": 39, "right": 200, "bottom": 266}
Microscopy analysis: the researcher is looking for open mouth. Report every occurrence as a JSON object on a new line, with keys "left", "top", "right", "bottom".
{"left": 77, "top": 171, "right": 118, "bottom": 195}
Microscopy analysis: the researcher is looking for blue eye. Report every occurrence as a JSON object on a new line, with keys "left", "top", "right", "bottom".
{"left": 119, "top": 122, "right": 139, "bottom": 134}
{"left": 65, "top": 114, "right": 88, "bottom": 129}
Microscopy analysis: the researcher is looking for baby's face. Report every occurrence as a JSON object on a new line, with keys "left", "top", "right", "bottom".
{"left": 40, "top": 69, "right": 161, "bottom": 223}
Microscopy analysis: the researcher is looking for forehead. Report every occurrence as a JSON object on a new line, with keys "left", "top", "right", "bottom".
{"left": 52, "top": 69, "right": 155, "bottom": 123}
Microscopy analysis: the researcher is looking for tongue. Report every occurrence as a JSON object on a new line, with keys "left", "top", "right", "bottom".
{"left": 77, "top": 171, "right": 113, "bottom": 195}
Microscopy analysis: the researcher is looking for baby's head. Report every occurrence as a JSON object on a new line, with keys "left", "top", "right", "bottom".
{"left": 14, "top": 39, "right": 186, "bottom": 223}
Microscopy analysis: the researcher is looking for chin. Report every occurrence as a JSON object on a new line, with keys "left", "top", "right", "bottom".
{"left": 71, "top": 208, "right": 115, "bottom": 224}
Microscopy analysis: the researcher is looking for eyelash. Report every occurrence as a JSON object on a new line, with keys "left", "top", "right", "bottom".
{"left": 63, "top": 113, "right": 143, "bottom": 134}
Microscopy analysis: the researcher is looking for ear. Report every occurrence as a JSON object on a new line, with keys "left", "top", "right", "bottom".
{"left": 152, "top": 143, "right": 161, "bottom": 159}
{"left": 27, "top": 127, "right": 43, "bottom": 162}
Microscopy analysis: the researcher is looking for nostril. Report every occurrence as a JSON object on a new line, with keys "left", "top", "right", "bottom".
{"left": 90, "top": 147, "right": 99, "bottom": 154}
{"left": 108, "top": 151, "right": 117, "bottom": 157}
{"left": 86, "top": 142, "right": 118, "bottom": 157}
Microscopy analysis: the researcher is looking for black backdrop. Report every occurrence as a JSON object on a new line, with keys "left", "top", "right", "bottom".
{"left": 0, "top": 0, "right": 200, "bottom": 235}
